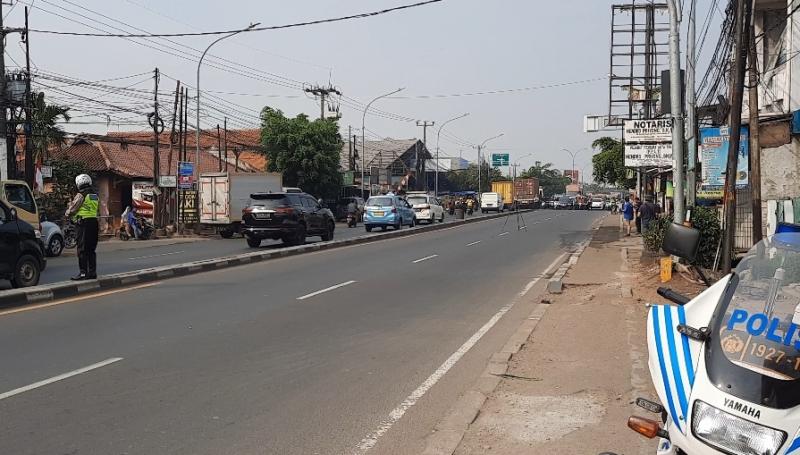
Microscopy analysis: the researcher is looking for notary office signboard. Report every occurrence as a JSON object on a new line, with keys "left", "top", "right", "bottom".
{"left": 623, "top": 119, "right": 674, "bottom": 167}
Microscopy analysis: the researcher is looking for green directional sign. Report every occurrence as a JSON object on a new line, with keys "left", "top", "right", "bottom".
{"left": 491, "top": 153, "right": 509, "bottom": 167}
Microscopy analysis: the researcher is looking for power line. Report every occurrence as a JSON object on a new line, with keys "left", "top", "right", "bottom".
{"left": 387, "top": 76, "right": 606, "bottom": 99}
{"left": 27, "top": 0, "right": 442, "bottom": 37}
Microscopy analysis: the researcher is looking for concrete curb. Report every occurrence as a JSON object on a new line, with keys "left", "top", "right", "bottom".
{"left": 0, "top": 210, "right": 528, "bottom": 310}
{"left": 546, "top": 214, "right": 606, "bottom": 294}
{"left": 421, "top": 216, "right": 604, "bottom": 455}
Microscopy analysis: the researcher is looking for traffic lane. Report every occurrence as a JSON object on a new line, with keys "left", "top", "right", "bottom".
{"left": 32, "top": 212, "right": 493, "bottom": 286}
{"left": 0, "top": 212, "right": 602, "bottom": 454}
{"left": 0, "top": 208, "right": 582, "bottom": 389}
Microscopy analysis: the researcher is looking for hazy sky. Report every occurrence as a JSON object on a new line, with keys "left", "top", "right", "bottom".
{"left": 5, "top": 0, "right": 722, "bottom": 175}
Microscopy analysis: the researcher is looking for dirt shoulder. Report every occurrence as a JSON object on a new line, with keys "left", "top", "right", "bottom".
{"left": 454, "top": 215, "right": 703, "bottom": 455}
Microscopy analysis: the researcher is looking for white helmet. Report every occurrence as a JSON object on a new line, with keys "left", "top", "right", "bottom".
{"left": 75, "top": 174, "right": 92, "bottom": 189}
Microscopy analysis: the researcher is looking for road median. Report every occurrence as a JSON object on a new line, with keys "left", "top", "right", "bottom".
{"left": 0, "top": 210, "right": 528, "bottom": 309}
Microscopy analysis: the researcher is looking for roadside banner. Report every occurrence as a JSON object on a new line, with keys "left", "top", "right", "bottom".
{"left": 178, "top": 161, "right": 194, "bottom": 190}
{"left": 179, "top": 190, "right": 199, "bottom": 224}
{"left": 132, "top": 181, "right": 155, "bottom": 222}
{"left": 699, "top": 125, "right": 749, "bottom": 191}
{"left": 623, "top": 119, "right": 673, "bottom": 167}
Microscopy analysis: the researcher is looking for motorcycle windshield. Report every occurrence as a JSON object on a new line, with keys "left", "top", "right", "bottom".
{"left": 707, "top": 233, "right": 800, "bottom": 408}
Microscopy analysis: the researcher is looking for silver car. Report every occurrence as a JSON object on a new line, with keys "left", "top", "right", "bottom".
{"left": 40, "top": 220, "right": 65, "bottom": 257}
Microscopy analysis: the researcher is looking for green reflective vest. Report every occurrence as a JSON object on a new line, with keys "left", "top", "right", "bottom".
{"left": 74, "top": 193, "right": 99, "bottom": 220}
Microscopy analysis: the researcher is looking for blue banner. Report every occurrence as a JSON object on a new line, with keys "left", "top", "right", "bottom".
{"left": 699, "top": 126, "right": 749, "bottom": 199}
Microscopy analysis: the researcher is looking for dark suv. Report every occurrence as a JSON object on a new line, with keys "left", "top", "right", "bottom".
{"left": 0, "top": 201, "right": 46, "bottom": 288}
{"left": 241, "top": 192, "right": 335, "bottom": 248}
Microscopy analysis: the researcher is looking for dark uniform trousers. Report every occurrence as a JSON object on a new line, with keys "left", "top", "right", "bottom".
{"left": 76, "top": 218, "right": 99, "bottom": 277}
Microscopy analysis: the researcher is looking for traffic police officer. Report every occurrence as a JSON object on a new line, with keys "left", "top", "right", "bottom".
{"left": 65, "top": 174, "right": 99, "bottom": 280}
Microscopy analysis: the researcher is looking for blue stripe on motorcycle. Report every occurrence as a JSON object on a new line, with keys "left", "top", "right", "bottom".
{"left": 652, "top": 306, "right": 683, "bottom": 433}
{"left": 677, "top": 305, "right": 695, "bottom": 387}
{"left": 664, "top": 307, "right": 689, "bottom": 418}
{"left": 786, "top": 436, "right": 800, "bottom": 454}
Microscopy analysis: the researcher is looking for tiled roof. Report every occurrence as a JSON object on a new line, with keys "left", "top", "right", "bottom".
{"left": 50, "top": 138, "right": 259, "bottom": 178}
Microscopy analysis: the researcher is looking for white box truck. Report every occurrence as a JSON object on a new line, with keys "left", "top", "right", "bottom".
{"left": 199, "top": 172, "right": 283, "bottom": 237}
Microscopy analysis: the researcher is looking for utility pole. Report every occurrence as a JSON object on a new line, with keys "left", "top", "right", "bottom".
{"left": 416, "top": 120, "right": 434, "bottom": 191}
{"left": 149, "top": 68, "right": 165, "bottom": 227}
{"left": 748, "top": 12, "right": 762, "bottom": 243}
{"left": 722, "top": 0, "right": 752, "bottom": 274}
{"left": 686, "top": 0, "right": 698, "bottom": 207}
{"left": 304, "top": 85, "right": 341, "bottom": 120}
{"left": 223, "top": 117, "right": 228, "bottom": 172}
{"left": 0, "top": 1, "right": 10, "bottom": 181}
{"left": 666, "top": 0, "right": 686, "bottom": 225}
{"left": 23, "top": 6, "right": 33, "bottom": 190}
{"left": 348, "top": 125, "right": 353, "bottom": 171}
{"left": 216, "top": 124, "right": 222, "bottom": 171}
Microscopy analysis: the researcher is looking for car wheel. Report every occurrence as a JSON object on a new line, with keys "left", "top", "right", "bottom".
{"left": 47, "top": 234, "right": 64, "bottom": 257}
{"left": 246, "top": 237, "right": 262, "bottom": 248}
{"left": 439, "top": 213, "right": 444, "bottom": 223}
{"left": 220, "top": 229, "right": 234, "bottom": 239}
{"left": 366, "top": 226, "right": 373, "bottom": 232}
{"left": 321, "top": 221, "right": 334, "bottom": 241}
{"left": 11, "top": 254, "right": 40, "bottom": 288}
{"left": 395, "top": 219, "right": 402, "bottom": 230}
{"left": 410, "top": 217, "right": 416, "bottom": 228}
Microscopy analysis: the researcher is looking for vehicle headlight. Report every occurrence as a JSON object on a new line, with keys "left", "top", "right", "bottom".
{"left": 692, "top": 400, "right": 786, "bottom": 455}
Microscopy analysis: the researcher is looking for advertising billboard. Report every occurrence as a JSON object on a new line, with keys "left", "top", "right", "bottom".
{"left": 698, "top": 125, "right": 749, "bottom": 200}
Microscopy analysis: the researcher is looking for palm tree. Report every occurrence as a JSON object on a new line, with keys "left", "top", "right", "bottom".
{"left": 30, "top": 92, "right": 71, "bottom": 161}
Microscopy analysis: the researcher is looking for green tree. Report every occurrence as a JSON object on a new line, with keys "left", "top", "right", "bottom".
{"left": 37, "top": 157, "right": 90, "bottom": 220}
{"left": 31, "top": 92, "right": 71, "bottom": 162}
{"left": 520, "top": 162, "right": 570, "bottom": 197}
{"left": 260, "top": 107, "right": 343, "bottom": 199}
{"left": 446, "top": 163, "right": 503, "bottom": 192}
{"left": 591, "top": 137, "right": 635, "bottom": 188}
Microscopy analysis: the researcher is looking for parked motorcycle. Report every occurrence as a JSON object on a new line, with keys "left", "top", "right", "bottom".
{"left": 615, "top": 222, "right": 800, "bottom": 455}
{"left": 346, "top": 212, "right": 358, "bottom": 228}
{"left": 120, "top": 215, "right": 154, "bottom": 240}
{"left": 60, "top": 218, "right": 77, "bottom": 249}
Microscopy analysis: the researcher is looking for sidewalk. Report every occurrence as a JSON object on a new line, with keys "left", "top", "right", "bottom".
{"left": 61, "top": 236, "right": 208, "bottom": 256}
{"left": 451, "top": 215, "right": 665, "bottom": 455}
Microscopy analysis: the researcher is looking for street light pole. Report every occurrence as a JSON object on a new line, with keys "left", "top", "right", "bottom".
{"left": 561, "top": 148, "right": 583, "bottom": 184}
{"left": 361, "top": 87, "right": 404, "bottom": 198}
{"left": 666, "top": 0, "right": 686, "bottom": 224}
{"left": 475, "top": 133, "right": 504, "bottom": 196}
{"left": 196, "top": 23, "right": 258, "bottom": 180}
{"left": 435, "top": 112, "right": 469, "bottom": 195}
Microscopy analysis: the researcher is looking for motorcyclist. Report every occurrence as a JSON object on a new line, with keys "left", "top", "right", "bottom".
{"left": 124, "top": 206, "right": 141, "bottom": 239}
{"left": 346, "top": 200, "right": 359, "bottom": 224}
{"left": 64, "top": 174, "right": 99, "bottom": 280}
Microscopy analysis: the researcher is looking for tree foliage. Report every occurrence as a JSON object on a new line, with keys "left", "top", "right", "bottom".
{"left": 446, "top": 163, "right": 503, "bottom": 192}
{"left": 260, "top": 107, "right": 343, "bottom": 199}
{"left": 519, "top": 162, "right": 570, "bottom": 197}
{"left": 591, "top": 137, "right": 635, "bottom": 189}
{"left": 31, "top": 92, "right": 71, "bottom": 161}
{"left": 37, "top": 157, "right": 90, "bottom": 220}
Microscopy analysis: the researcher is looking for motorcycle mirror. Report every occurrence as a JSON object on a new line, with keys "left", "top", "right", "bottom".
{"left": 662, "top": 222, "right": 701, "bottom": 263}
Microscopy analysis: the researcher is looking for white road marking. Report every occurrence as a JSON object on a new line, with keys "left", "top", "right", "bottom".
{"left": 0, "top": 282, "right": 162, "bottom": 317}
{"left": 465, "top": 240, "right": 481, "bottom": 246}
{"left": 355, "top": 249, "right": 569, "bottom": 453}
{"left": 412, "top": 254, "right": 438, "bottom": 264}
{"left": 498, "top": 232, "right": 510, "bottom": 237}
{"left": 544, "top": 217, "right": 552, "bottom": 221}
{"left": 0, "top": 357, "right": 123, "bottom": 401}
{"left": 129, "top": 251, "right": 185, "bottom": 260}
{"left": 296, "top": 280, "right": 356, "bottom": 300}
{"left": 356, "top": 290, "right": 519, "bottom": 452}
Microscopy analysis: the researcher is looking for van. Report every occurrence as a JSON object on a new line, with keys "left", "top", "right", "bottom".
{"left": 0, "top": 180, "right": 39, "bottom": 227}
{"left": 480, "top": 192, "right": 504, "bottom": 213}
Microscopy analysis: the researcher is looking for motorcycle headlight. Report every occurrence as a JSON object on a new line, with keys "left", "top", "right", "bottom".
{"left": 692, "top": 400, "right": 786, "bottom": 455}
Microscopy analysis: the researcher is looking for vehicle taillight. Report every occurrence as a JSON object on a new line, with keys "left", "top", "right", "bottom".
{"left": 243, "top": 207, "right": 253, "bottom": 215}
{"left": 391, "top": 208, "right": 397, "bottom": 214}
{"left": 276, "top": 206, "right": 294, "bottom": 214}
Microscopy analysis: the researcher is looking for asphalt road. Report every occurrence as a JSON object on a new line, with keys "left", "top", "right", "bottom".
{"left": 3, "top": 211, "right": 495, "bottom": 289}
{"left": 0, "top": 209, "right": 604, "bottom": 454}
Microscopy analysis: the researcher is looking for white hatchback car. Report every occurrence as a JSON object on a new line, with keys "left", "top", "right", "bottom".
{"left": 406, "top": 193, "right": 444, "bottom": 224}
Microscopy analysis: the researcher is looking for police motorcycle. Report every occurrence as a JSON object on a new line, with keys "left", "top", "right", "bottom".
{"left": 622, "top": 222, "right": 800, "bottom": 455}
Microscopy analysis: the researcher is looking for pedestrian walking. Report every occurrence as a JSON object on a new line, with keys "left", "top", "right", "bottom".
{"left": 633, "top": 197, "right": 642, "bottom": 234}
{"left": 65, "top": 174, "right": 99, "bottom": 280}
{"left": 638, "top": 196, "right": 660, "bottom": 233}
{"left": 621, "top": 196, "right": 634, "bottom": 236}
